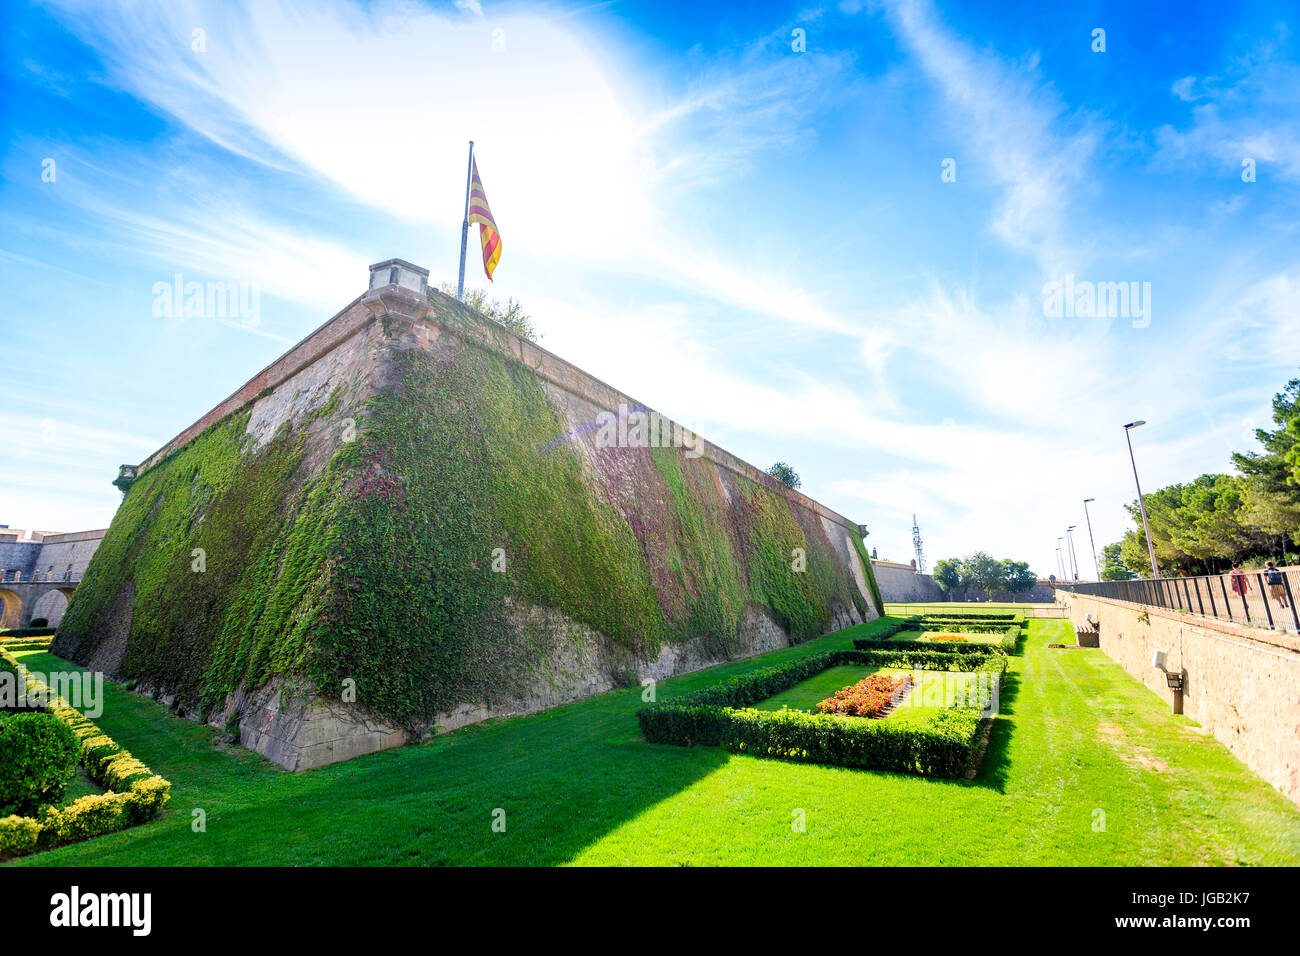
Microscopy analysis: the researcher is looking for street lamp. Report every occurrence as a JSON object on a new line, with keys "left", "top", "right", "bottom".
{"left": 1057, "top": 537, "right": 1066, "bottom": 580}
{"left": 1067, "top": 526, "right": 1079, "bottom": 580}
{"left": 1083, "top": 498, "right": 1100, "bottom": 581}
{"left": 1124, "top": 421, "right": 1161, "bottom": 579}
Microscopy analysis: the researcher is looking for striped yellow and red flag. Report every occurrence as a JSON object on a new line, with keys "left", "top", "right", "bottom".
{"left": 467, "top": 157, "right": 501, "bottom": 281}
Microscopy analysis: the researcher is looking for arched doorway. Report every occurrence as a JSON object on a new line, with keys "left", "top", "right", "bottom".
{"left": 31, "top": 587, "right": 73, "bottom": 627}
{"left": 0, "top": 589, "right": 23, "bottom": 630}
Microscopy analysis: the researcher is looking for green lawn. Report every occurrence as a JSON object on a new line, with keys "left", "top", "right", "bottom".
{"left": 918, "top": 632, "right": 1005, "bottom": 644}
{"left": 751, "top": 664, "right": 880, "bottom": 713}
{"left": 7, "top": 616, "right": 1300, "bottom": 866}
{"left": 751, "top": 664, "right": 978, "bottom": 728}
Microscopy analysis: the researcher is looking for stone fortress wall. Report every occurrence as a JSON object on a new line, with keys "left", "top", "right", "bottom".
{"left": 59, "top": 260, "right": 883, "bottom": 769}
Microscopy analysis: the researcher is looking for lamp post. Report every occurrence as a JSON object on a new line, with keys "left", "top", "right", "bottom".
{"left": 1067, "top": 526, "right": 1079, "bottom": 580}
{"left": 1057, "top": 538, "right": 1066, "bottom": 581}
{"left": 1124, "top": 421, "right": 1161, "bottom": 579}
{"left": 1083, "top": 498, "right": 1100, "bottom": 581}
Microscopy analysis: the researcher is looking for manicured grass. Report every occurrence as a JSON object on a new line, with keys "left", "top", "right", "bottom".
{"left": 887, "top": 670, "right": 981, "bottom": 726}
{"left": 752, "top": 665, "right": 879, "bottom": 713}
{"left": 751, "top": 664, "right": 978, "bottom": 726}
{"left": 8, "top": 615, "right": 1300, "bottom": 866}
{"left": 918, "top": 631, "right": 1003, "bottom": 644}
{"left": 59, "top": 768, "right": 105, "bottom": 806}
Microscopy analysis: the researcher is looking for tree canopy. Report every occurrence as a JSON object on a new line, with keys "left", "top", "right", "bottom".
{"left": 438, "top": 283, "right": 538, "bottom": 342}
{"left": 932, "top": 552, "right": 1039, "bottom": 598}
{"left": 766, "top": 462, "right": 801, "bottom": 490}
{"left": 1100, "top": 542, "right": 1137, "bottom": 580}
{"left": 1107, "top": 372, "right": 1299, "bottom": 576}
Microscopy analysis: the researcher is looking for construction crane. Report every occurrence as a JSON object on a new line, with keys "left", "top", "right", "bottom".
{"left": 911, "top": 514, "right": 926, "bottom": 575}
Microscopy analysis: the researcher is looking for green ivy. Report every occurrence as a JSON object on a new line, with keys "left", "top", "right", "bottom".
{"left": 60, "top": 317, "right": 880, "bottom": 735}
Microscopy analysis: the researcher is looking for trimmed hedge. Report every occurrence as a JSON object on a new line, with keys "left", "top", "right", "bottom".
{"left": 638, "top": 649, "right": 1006, "bottom": 777}
{"left": 0, "top": 637, "right": 55, "bottom": 652}
{"left": 913, "top": 612, "right": 1023, "bottom": 623}
{"left": 921, "top": 621, "right": 1023, "bottom": 633}
{"left": 0, "top": 713, "right": 80, "bottom": 816}
{"left": 855, "top": 618, "right": 1022, "bottom": 655}
{"left": 0, "top": 646, "right": 171, "bottom": 860}
{"left": 925, "top": 626, "right": 1021, "bottom": 654}
{"left": 0, "top": 627, "right": 57, "bottom": 639}
{"left": 721, "top": 705, "right": 984, "bottom": 776}
{"left": 852, "top": 616, "right": 922, "bottom": 642}
{"left": 0, "top": 815, "right": 39, "bottom": 858}
{"left": 854, "top": 636, "right": 1011, "bottom": 655}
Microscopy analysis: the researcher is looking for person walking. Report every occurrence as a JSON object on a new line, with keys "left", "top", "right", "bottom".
{"left": 1264, "top": 561, "right": 1290, "bottom": 608}
{"left": 1230, "top": 564, "right": 1249, "bottom": 598}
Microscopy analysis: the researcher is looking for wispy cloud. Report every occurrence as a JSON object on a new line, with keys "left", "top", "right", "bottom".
{"left": 876, "top": 0, "right": 1102, "bottom": 274}
{"left": 1155, "top": 29, "right": 1300, "bottom": 182}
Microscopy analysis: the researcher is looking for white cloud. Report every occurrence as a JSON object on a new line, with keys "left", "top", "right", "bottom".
{"left": 1153, "top": 32, "right": 1300, "bottom": 182}
{"left": 877, "top": 0, "right": 1101, "bottom": 274}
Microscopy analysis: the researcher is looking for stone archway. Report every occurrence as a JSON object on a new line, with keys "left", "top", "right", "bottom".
{"left": 0, "top": 588, "right": 23, "bottom": 629}
{"left": 30, "top": 587, "right": 75, "bottom": 627}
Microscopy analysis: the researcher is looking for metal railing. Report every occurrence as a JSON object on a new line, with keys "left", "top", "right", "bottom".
{"left": 883, "top": 602, "right": 1067, "bottom": 618}
{"left": 1060, "top": 566, "right": 1300, "bottom": 633}
{"left": 0, "top": 571, "right": 82, "bottom": 584}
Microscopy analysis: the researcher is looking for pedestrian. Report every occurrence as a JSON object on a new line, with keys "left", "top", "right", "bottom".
{"left": 1264, "top": 561, "right": 1290, "bottom": 608}
{"left": 1230, "top": 564, "right": 1249, "bottom": 598}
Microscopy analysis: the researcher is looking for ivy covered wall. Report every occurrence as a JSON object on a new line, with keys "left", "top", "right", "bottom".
{"left": 57, "top": 300, "right": 881, "bottom": 740}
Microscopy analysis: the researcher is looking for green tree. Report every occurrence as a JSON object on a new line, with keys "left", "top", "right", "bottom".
{"left": 1118, "top": 473, "right": 1276, "bottom": 575}
{"left": 1233, "top": 374, "right": 1300, "bottom": 552}
{"left": 963, "top": 551, "right": 1005, "bottom": 599}
{"left": 932, "top": 557, "right": 964, "bottom": 593}
{"left": 1001, "top": 559, "right": 1037, "bottom": 593}
{"left": 766, "top": 462, "right": 801, "bottom": 490}
{"left": 437, "top": 283, "right": 538, "bottom": 341}
{"left": 1100, "top": 542, "right": 1137, "bottom": 580}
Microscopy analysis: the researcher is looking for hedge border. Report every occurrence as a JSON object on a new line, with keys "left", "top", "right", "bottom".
{"left": 637, "top": 648, "right": 1007, "bottom": 778}
{"left": 862, "top": 626, "right": 1021, "bottom": 655}
{"left": 908, "top": 612, "right": 1024, "bottom": 623}
{"left": 854, "top": 614, "right": 1023, "bottom": 655}
{"left": 0, "top": 637, "right": 55, "bottom": 652}
{"left": 0, "top": 645, "right": 171, "bottom": 861}
{"left": 0, "top": 627, "right": 57, "bottom": 639}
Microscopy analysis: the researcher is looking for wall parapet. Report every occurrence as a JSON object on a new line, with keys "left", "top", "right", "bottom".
{"left": 136, "top": 281, "right": 869, "bottom": 539}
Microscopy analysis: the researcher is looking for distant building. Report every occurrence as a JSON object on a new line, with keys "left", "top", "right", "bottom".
{"left": 0, "top": 526, "right": 106, "bottom": 627}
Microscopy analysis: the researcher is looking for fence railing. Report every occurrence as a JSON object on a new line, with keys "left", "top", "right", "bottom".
{"left": 883, "top": 602, "right": 1067, "bottom": 618}
{"left": 1060, "top": 566, "right": 1300, "bottom": 633}
{"left": 0, "top": 571, "right": 82, "bottom": 584}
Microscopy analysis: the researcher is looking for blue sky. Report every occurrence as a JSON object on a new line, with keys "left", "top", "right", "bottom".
{"left": 1, "top": 0, "right": 1297, "bottom": 578}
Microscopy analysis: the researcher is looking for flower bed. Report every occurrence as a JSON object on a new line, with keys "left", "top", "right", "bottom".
{"left": 816, "top": 674, "right": 909, "bottom": 717}
{"left": 0, "top": 645, "right": 171, "bottom": 861}
{"left": 638, "top": 648, "right": 1006, "bottom": 777}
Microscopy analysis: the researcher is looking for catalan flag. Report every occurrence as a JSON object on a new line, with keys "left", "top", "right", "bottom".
{"left": 467, "top": 157, "right": 501, "bottom": 281}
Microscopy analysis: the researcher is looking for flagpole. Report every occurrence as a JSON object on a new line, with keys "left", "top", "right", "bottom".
{"left": 456, "top": 140, "right": 474, "bottom": 301}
